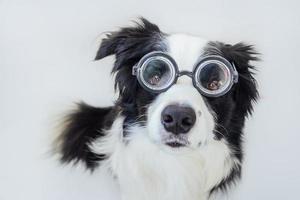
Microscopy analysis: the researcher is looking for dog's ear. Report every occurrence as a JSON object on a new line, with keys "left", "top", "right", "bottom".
{"left": 94, "top": 17, "right": 162, "bottom": 61}
{"left": 225, "top": 43, "right": 259, "bottom": 116}
{"left": 206, "top": 42, "right": 259, "bottom": 116}
{"left": 94, "top": 18, "right": 165, "bottom": 106}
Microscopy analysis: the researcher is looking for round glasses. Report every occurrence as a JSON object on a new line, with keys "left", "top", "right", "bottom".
{"left": 132, "top": 51, "right": 238, "bottom": 97}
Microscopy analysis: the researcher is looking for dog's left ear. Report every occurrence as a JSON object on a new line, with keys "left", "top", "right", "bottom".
{"left": 225, "top": 43, "right": 259, "bottom": 116}
{"left": 206, "top": 42, "right": 259, "bottom": 116}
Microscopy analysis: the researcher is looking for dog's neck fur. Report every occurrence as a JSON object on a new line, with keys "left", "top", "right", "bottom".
{"left": 91, "top": 116, "right": 239, "bottom": 200}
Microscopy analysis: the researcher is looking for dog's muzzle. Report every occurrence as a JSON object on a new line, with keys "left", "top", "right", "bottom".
{"left": 161, "top": 104, "right": 196, "bottom": 147}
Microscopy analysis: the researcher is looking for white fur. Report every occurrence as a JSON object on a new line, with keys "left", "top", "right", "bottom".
{"left": 91, "top": 116, "right": 239, "bottom": 200}
{"left": 147, "top": 84, "right": 215, "bottom": 148}
{"left": 166, "top": 34, "right": 208, "bottom": 72}
{"left": 147, "top": 34, "right": 214, "bottom": 149}
{"left": 90, "top": 34, "right": 239, "bottom": 200}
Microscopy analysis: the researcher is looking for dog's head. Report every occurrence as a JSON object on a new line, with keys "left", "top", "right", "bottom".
{"left": 95, "top": 18, "right": 258, "bottom": 154}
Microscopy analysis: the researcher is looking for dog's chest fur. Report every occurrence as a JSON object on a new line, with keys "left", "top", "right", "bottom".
{"left": 93, "top": 117, "right": 238, "bottom": 200}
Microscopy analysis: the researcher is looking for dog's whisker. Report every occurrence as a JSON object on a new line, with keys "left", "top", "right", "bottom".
{"left": 215, "top": 123, "right": 229, "bottom": 136}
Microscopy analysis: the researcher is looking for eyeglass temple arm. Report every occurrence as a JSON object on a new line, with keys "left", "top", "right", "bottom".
{"left": 231, "top": 62, "right": 239, "bottom": 83}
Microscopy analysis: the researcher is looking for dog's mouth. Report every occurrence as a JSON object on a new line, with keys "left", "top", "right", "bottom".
{"left": 163, "top": 136, "right": 190, "bottom": 148}
{"left": 165, "top": 141, "right": 186, "bottom": 148}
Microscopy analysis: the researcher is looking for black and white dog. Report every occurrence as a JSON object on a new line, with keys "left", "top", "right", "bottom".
{"left": 56, "top": 18, "right": 258, "bottom": 200}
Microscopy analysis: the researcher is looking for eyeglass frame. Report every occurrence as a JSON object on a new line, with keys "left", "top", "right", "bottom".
{"left": 132, "top": 51, "right": 239, "bottom": 97}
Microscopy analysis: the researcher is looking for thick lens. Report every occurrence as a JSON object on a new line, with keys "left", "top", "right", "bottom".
{"left": 196, "top": 61, "right": 230, "bottom": 93}
{"left": 141, "top": 57, "right": 174, "bottom": 90}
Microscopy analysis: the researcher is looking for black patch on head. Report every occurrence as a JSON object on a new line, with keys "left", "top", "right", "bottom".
{"left": 203, "top": 41, "right": 259, "bottom": 193}
{"left": 204, "top": 42, "right": 259, "bottom": 115}
{"left": 95, "top": 18, "right": 167, "bottom": 134}
{"left": 56, "top": 102, "right": 117, "bottom": 170}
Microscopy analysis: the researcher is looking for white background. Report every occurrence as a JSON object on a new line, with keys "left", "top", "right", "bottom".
{"left": 1, "top": 0, "right": 300, "bottom": 199}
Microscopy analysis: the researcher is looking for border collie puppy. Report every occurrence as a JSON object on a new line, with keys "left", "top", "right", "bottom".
{"left": 56, "top": 18, "right": 258, "bottom": 200}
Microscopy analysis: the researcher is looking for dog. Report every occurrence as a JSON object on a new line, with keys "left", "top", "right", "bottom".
{"left": 55, "top": 18, "right": 258, "bottom": 200}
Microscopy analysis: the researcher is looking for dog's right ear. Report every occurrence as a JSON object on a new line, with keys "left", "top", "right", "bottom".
{"left": 94, "top": 17, "right": 162, "bottom": 60}
{"left": 94, "top": 33, "right": 120, "bottom": 60}
{"left": 94, "top": 18, "right": 164, "bottom": 107}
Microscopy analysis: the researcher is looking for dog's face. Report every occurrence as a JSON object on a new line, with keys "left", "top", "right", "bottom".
{"left": 95, "top": 18, "right": 258, "bottom": 156}
{"left": 146, "top": 34, "right": 215, "bottom": 149}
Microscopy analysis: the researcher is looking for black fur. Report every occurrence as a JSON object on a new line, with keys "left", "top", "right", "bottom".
{"left": 95, "top": 18, "right": 167, "bottom": 135}
{"left": 57, "top": 18, "right": 258, "bottom": 195}
{"left": 204, "top": 42, "right": 259, "bottom": 193}
{"left": 57, "top": 102, "right": 117, "bottom": 170}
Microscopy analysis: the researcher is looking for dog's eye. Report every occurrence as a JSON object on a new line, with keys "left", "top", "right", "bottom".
{"left": 143, "top": 60, "right": 171, "bottom": 86}
{"left": 207, "top": 80, "right": 222, "bottom": 90}
{"left": 149, "top": 74, "right": 161, "bottom": 85}
{"left": 197, "top": 63, "right": 227, "bottom": 91}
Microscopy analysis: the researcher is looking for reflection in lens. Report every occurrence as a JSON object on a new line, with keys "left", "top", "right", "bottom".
{"left": 142, "top": 58, "right": 173, "bottom": 90}
{"left": 198, "top": 62, "right": 229, "bottom": 91}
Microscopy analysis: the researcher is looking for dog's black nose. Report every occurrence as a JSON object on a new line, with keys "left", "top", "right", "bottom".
{"left": 161, "top": 105, "right": 196, "bottom": 135}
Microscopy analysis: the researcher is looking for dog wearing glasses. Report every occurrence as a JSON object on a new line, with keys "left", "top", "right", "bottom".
{"left": 56, "top": 18, "right": 258, "bottom": 200}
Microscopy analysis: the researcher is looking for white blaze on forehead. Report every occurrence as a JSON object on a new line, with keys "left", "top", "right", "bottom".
{"left": 166, "top": 34, "right": 208, "bottom": 72}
